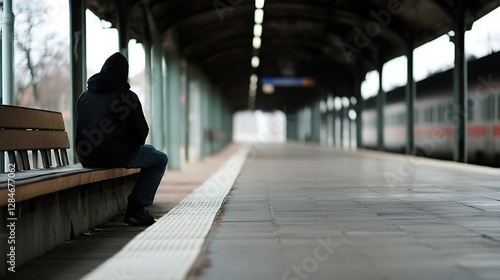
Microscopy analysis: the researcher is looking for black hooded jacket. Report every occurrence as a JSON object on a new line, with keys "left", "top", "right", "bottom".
{"left": 75, "top": 52, "right": 149, "bottom": 167}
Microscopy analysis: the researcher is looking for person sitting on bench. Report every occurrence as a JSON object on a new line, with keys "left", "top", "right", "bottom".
{"left": 75, "top": 52, "right": 168, "bottom": 226}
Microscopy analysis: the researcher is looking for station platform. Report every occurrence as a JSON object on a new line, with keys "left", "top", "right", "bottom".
{"left": 5, "top": 142, "right": 500, "bottom": 280}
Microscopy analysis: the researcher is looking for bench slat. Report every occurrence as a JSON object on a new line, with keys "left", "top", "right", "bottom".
{"left": 0, "top": 130, "right": 70, "bottom": 151}
{"left": 41, "top": 150, "right": 51, "bottom": 168}
{"left": 0, "top": 105, "right": 65, "bottom": 130}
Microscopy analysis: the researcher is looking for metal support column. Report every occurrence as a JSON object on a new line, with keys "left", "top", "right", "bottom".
{"left": 353, "top": 72, "right": 363, "bottom": 148}
{"left": 2, "top": 0, "right": 14, "bottom": 105}
{"left": 453, "top": 0, "right": 468, "bottom": 163}
{"left": 183, "top": 61, "right": 190, "bottom": 162}
{"left": 165, "top": 46, "right": 181, "bottom": 169}
{"left": 116, "top": 1, "right": 129, "bottom": 57}
{"left": 311, "top": 101, "right": 321, "bottom": 142}
{"left": 406, "top": 35, "right": 416, "bottom": 155}
{"left": 340, "top": 100, "right": 345, "bottom": 147}
{"left": 145, "top": 6, "right": 164, "bottom": 151}
{"left": 377, "top": 66, "right": 385, "bottom": 151}
{"left": 70, "top": 0, "right": 87, "bottom": 163}
{"left": 332, "top": 98, "right": 337, "bottom": 147}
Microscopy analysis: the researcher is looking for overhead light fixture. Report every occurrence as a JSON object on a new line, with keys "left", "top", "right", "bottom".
{"left": 327, "top": 96, "right": 334, "bottom": 111}
{"left": 249, "top": 82, "right": 257, "bottom": 91}
{"left": 319, "top": 101, "right": 327, "bottom": 113}
{"left": 255, "top": 0, "right": 265, "bottom": 9}
{"left": 253, "top": 24, "right": 262, "bottom": 37}
{"left": 334, "top": 97, "right": 342, "bottom": 111}
{"left": 253, "top": 37, "right": 261, "bottom": 49}
{"left": 254, "top": 9, "right": 264, "bottom": 24}
{"left": 250, "top": 74, "right": 258, "bottom": 84}
{"left": 349, "top": 109, "right": 357, "bottom": 120}
{"left": 342, "top": 97, "right": 350, "bottom": 107}
{"left": 251, "top": 56, "right": 260, "bottom": 68}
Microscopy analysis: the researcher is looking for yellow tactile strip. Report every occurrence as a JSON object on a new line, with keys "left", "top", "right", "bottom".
{"left": 82, "top": 146, "right": 249, "bottom": 280}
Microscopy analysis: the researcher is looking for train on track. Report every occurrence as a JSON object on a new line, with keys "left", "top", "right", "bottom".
{"left": 362, "top": 51, "right": 500, "bottom": 166}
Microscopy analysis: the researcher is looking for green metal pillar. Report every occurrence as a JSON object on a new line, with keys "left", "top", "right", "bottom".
{"left": 142, "top": 41, "right": 152, "bottom": 141}
{"left": 377, "top": 67, "right": 385, "bottom": 151}
{"left": 69, "top": 0, "right": 87, "bottom": 163}
{"left": 332, "top": 99, "right": 337, "bottom": 147}
{"left": 453, "top": 0, "right": 468, "bottom": 163}
{"left": 182, "top": 61, "right": 190, "bottom": 162}
{"left": 311, "top": 101, "right": 321, "bottom": 142}
{"left": 340, "top": 99, "right": 345, "bottom": 148}
{"left": 165, "top": 45, "right": 182, "bottom": 169}
{"left": 201, "top": 78, "right": 210, "bottom": 157}
{"left": 116, "top": 1, "right": 129, "bottom": 57}
{"left": 406, "top": 36, "right": 416, "bottom": 155}
{"left": 353, "top": 74, "right": 363, "bottom": 149}
{"left": 287, "top": 113, "right": 298, "bottom": 140}
{"left": 145, "top": 6, "right": 164, "bottom": 151}
{"left": 2, "top": 0, "right": 14, "bottom": 106}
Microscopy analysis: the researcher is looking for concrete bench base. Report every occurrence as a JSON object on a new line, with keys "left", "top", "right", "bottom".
{"left": 0, "top": 173, "right": 137, "bottom": 275}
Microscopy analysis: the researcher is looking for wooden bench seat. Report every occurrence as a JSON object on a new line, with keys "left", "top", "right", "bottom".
{"left": 0, "top": 164, "right": 139, "bottom": 207}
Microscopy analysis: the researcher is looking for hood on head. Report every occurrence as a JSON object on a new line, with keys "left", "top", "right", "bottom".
{"left": 87, "top": 52, "right": 131, "bottom": 92}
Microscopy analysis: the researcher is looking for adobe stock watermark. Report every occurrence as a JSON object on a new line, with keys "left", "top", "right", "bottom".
{"left": 282, "top": 235, "right": 340, "bottom": 280}
{"left": 340, "top": 0, "right": 404, "bottom": 63}
{"left": 6, "top": 163, "right": 17, "bottom": 273}
{"left": 76, "top": 93, "right": 139, "bottom": 157}
{"left": 213, "top": 0, "right": 244, "bottom": 21}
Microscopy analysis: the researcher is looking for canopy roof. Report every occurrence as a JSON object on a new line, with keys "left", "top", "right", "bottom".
{"left": 87, "top": 0, "right": 500, "bottom": 111}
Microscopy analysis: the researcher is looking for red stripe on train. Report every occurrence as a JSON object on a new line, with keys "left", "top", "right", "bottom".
{"left": 468, "top": 125, "right": 486, "bottom": 138}
{"left": 494, "top": 125, "right": 500, "bottom": 137}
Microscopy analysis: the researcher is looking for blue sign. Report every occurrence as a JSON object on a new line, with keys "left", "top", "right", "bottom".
{"left": 261, "top": 77, "right": 316, "bottom": 87}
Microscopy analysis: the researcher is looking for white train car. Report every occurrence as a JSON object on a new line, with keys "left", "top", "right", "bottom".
{"left": 362, "top": 52, "right": 500, "bottom": 166}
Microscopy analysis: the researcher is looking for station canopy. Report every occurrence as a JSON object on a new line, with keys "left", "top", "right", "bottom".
{"left": 87, "top": 0, "right": 500, "bottom": 111}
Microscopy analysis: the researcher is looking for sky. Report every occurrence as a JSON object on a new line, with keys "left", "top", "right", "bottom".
{"left": 41, "top": 0, "right": 144, "bottom": 78}
{"left": 32, "top": 1, "right": 500, "bottom": 99}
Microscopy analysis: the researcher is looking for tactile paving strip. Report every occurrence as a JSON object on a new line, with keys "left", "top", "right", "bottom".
{"left": 82, "top": 146, "right": 249, "bottom": 280}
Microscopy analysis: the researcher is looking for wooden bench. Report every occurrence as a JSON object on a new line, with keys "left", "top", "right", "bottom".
{"left": 0, "top": 105, "right": 140, "bottom": 275}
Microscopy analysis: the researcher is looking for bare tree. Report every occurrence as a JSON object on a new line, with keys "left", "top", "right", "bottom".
{"left": 14, "top": 0, "right": 67, "bottom": 107}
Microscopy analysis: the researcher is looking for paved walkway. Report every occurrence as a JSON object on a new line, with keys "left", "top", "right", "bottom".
{"left": 5, "top": 142, "right": 500, "bottom": 280}
{"left": 3, "top": 144, "right": 242, "bottom": 280}
{"left": 188, "top": 142, "right": 500, "bottom": 280}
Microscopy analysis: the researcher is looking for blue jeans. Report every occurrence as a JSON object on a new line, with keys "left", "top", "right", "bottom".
{"left": 123, "top": 144, "right": 168, "bottom": 207}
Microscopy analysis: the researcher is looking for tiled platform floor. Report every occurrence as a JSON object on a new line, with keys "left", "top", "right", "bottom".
{"left": 189, "top": 142, "right": 500, "bottom": 280}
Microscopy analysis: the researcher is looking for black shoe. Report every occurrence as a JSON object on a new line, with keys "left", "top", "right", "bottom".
{"left": 124, "top": 205, "right": 156, "bottom": 226}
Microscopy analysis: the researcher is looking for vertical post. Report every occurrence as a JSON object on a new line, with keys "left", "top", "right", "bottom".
{"left": 406, "top": 34, "right": 416, "bottom": 155}
{"left": 70, "top": 0, "right": 87, "bottom": 163}
{"left": 184, "top": 62, "right": 190, "bottom": 161}
{"left": 353, "top": 71, "right": 363, "bottom": 148}
{"left": 116, "top": 0, "right": 129, "bottom": 58}
{"left": 332, "top": 98, "right": 336, "bottom": 147}
{"left": 145, "top": 6, "right": 164, "bottom": 151}
{"left": 0, "top": 3, "right": 2, "bottom": 173}
{"left": 2, "top": 0, "right": 14, "bottom": 105}
{"left": 311, "top": 100, "right": 321, "bottom": 142}
{"left": 0, "top": 6, "right": 3, "bottom": 104}
{"left": 453, "top": 0, "right": 468, "bottom": 163}
{"left": 165, "top": 45, "right": 181, "bottom": 169}
{"left": 142, "top": 41, "right": 152, "bottom": 142}
{"left": 377, "top": 66, "right": 385, "bottom": 151}
{"left": 340, "top": 99, "right": 345, "bottom": 148}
